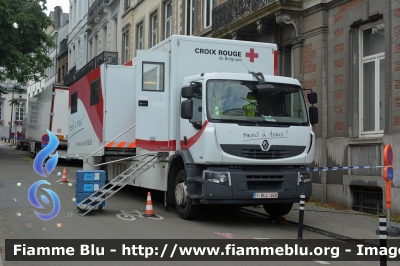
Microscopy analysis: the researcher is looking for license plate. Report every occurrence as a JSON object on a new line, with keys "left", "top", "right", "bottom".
{"left": 253, "top": 192, "right": 278, "bottom": 199}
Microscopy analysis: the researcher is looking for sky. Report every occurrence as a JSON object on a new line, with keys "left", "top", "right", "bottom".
{"left": 45, "top": 0, "right": 70, "bottom": 15}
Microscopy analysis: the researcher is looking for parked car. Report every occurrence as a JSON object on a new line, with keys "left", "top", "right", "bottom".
{"left": 15, "top": 140, "right": 30, "bottom": 151}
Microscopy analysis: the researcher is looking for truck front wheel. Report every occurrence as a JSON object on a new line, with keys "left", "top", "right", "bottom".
{"left": 174, "top": 169, "right": 203, "bottom": 220}
{"left": 263, "top": 203, "right": 293, "bottom": 218}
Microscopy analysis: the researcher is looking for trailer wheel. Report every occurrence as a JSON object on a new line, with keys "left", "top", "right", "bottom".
{"left": 174, "top": 169, "right": 203, "bottom": 220}
{"left": 34, "top": 143, "right": 41, "bottom": 157}
{"left": 263, "top": 203, "right": 293, "bottom": 218}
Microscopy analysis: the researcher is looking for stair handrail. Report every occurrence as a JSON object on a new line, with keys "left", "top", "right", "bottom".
{"left": 85, "top": 124, "right": 139, "bottom": 167}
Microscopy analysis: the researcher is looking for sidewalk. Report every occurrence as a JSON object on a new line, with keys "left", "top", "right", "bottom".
{"left": 248, "top": 203, "right": 400, "bottom": 240}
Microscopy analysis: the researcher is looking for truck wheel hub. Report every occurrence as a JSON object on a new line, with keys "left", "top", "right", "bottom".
{"left": 175, "top": 182, "right": 188, "bottom": 206}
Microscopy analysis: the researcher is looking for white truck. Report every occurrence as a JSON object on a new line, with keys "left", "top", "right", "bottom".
{"left": 26, "top": 85, "right": 70, "bottom": 158}
{"left": 68, "top": 35, "right": 318, "bottom": 219}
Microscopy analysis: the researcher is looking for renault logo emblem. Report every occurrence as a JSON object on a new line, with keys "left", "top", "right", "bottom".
{"left": 262, "top": 140, "right": 269, "bottom": 151}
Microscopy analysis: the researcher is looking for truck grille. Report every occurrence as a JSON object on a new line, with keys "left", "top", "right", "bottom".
{"left": 247, "top": 181, "right": 282, "bottom": 191}
{"left": 243, "top": 149, "right": 286, "bottom": 159}
{"left": 246, "top": 175, "right": 283, "bottom": 180}
{"left": 220, "top": 144, "right": 306, "bottom": 160}
{"left": 242, "top": 166, "right": 283, "bottom": 172}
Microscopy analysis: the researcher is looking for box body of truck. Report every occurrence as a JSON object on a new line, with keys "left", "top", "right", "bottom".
{"left": 27, "top": 86, "right": 70, "bottom": 157}
{"left": 68, "top": 35, "right": 316, "bottom": 219}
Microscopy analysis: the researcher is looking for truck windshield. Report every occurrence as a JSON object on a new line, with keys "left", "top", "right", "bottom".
{"left": 206, "top": 80, "right": 309, "bottom": 126}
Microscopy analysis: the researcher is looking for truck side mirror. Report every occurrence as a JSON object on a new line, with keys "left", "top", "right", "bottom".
{"left": 181, "top": 86, "right": 194, "bottom": 99}
{"left": 309, "top": 106, "right": 318, "bottom": 125}
{"left": 307, "top": 92, "right": 317, "bottom": 104}
{"left": 181, "top": 100, "right": 193, "bottom": 120}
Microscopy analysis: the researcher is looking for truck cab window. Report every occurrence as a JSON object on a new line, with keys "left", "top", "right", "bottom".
{"left": 207, "top": 80, "right": 308, "bottom": 125}
{"left": 142, "top": 62, "right": 164, "bottom": 91}
{"left": 190, "top": 85, "right": 202, "bottom": 124}
{"left": 90, "top": 79, "right": 100, "bottom": 106}
{"left": 71, "top": 92, "right": 78, "bottom": 114}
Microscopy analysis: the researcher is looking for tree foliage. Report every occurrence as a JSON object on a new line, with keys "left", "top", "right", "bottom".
{"left": 0, "top": 0, "right": 54, "bottom": 97}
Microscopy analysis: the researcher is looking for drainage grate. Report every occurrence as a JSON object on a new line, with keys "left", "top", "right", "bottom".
{"left": 351, "top": 186, "right": 383, "bottom": 215}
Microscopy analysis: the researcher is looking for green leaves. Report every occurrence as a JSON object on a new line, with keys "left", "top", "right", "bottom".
{"left": 0, "top": 0, "right": 54, "bottom": 96}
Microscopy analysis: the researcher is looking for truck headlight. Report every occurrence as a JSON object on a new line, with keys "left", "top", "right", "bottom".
{"left": 203, "top": 171, "right": 231, "bottom": 186}
{"left": 298, "top": 172, "right": 312, "bottom": 185}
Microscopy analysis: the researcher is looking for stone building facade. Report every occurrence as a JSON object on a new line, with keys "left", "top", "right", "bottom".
{"left": 120, "top": 0, "right": 181, "bottom": 62}
{"left": 209, "top": 0, "right": 400, "bottom": 215}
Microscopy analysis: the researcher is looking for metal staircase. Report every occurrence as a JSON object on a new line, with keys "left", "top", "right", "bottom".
{"left": 77, "top": 152, "right": 168, "bottom": 216}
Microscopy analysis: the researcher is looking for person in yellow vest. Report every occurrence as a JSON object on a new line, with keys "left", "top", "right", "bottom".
{"left": 243, "top": 92, "right": 257, "bottom": 116}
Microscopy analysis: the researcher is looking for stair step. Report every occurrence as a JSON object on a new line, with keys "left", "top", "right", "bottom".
{"left": 90, "top": 197, "right": 104, "bottom": 202}
{"left": 98, "top": 189, "right": 113, "bottom": 194}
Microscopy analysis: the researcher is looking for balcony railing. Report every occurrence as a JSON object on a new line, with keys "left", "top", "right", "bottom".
{"left": 212, "top": 0, "right": 276, "bottom": 32}
{"left": 64, "top": 66, "right": 76, "bottom": 87}
{"left": 64, "top": 52, "right": 118, "bottom": 87}
{"left": 88, "top": 0, "right": 111, "bottom": 24}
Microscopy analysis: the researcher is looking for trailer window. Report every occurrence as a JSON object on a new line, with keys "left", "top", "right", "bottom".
{"left": 142, "top": 62, "right": 164, "bottom": 91}
{"left": 71, "top": 92, "right": 78, "bottom": 114}
{"left": 90, "top": 79, "right": 100, "bottom": 106}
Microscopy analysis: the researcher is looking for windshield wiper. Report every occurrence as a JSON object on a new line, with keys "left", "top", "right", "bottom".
{"left": 241, "top": 97, "right": 258, "bottom": 108}
{"left": 215, "top": 119, "right": 258, "bottom": 126}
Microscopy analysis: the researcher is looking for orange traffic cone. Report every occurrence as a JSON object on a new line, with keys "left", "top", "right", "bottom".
{"left": 61, "top": 167, "right": 68, "bottom": 182}
{"left": 143, "top": 192, "right": 156, "bottom": 217}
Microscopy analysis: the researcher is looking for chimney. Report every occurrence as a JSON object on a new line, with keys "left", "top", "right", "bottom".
{"left": 54, "top": 6, "right": 62, "bottom": 29}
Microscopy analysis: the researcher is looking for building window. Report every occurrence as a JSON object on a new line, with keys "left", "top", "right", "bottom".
{"left": 137, "top": 23, "right": 144, "bottom": 50}
{"left": 15, "top": 103, "right": 25, "bottom": 121}
{"left": 186, "top": 0, "right": 194, "bottom": 35}
{"left": 165, "top": 1, "right": 172, "bottom": 39}
{"left": 151, "top": 13, "right": 158, "bottom": 47}
{"left": 58, "top": 68, "right": 61, "bottom": 83}
{"left": 123, "top": 32, "right": 130, "bottom": 63}
{"left": 203, "top": 0, "right": 215, "bottom": 28}
{"left": 360, "top": 22, "right": 385, "bottom": 136}
{"left": 124, "top": 0, "right": 130, "bottom": 11}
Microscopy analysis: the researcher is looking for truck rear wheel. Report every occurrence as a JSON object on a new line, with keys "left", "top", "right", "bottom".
{"left": 263, "top": 203, "right": 293, "bottom": 218}
{"left": 34, "top": 143, "right": 41, "bottom": 157}
{"left": 174, "top": 169, "right": 203, "bottom": 220}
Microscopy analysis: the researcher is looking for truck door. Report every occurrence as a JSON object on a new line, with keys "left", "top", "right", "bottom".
{"left": 135, "top": 50, "right": 170, "bottom": 152}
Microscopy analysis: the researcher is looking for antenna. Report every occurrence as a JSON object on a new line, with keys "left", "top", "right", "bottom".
{"left": 240, "top": 60, "right": 251, "bottom": 73}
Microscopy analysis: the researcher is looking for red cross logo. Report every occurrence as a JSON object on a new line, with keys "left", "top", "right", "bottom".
{"left": 245, "top": 48, "right": 259, "bottom": 62}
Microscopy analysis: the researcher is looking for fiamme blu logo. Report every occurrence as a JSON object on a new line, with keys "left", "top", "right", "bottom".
{"left": 28, "top": 130, "right": 61, "bottom": 221}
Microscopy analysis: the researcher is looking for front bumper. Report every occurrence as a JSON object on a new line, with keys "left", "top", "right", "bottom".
{"left": 187, "top": 166, "right": 311, "bottom": 205}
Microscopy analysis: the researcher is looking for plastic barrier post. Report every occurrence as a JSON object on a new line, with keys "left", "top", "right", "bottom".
{"left": 380, "top": 215, "right": 387, "bottom": 266}
{"left": 297, "top": 193, "right": 305, "bottom": 240}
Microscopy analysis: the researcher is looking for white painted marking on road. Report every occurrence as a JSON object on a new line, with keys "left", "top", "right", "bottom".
{"left": 314, "top": 261, "right": 330, "bottom": 265}
{"left": 253, "top": 238, "right": 270, "bottom": 239}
